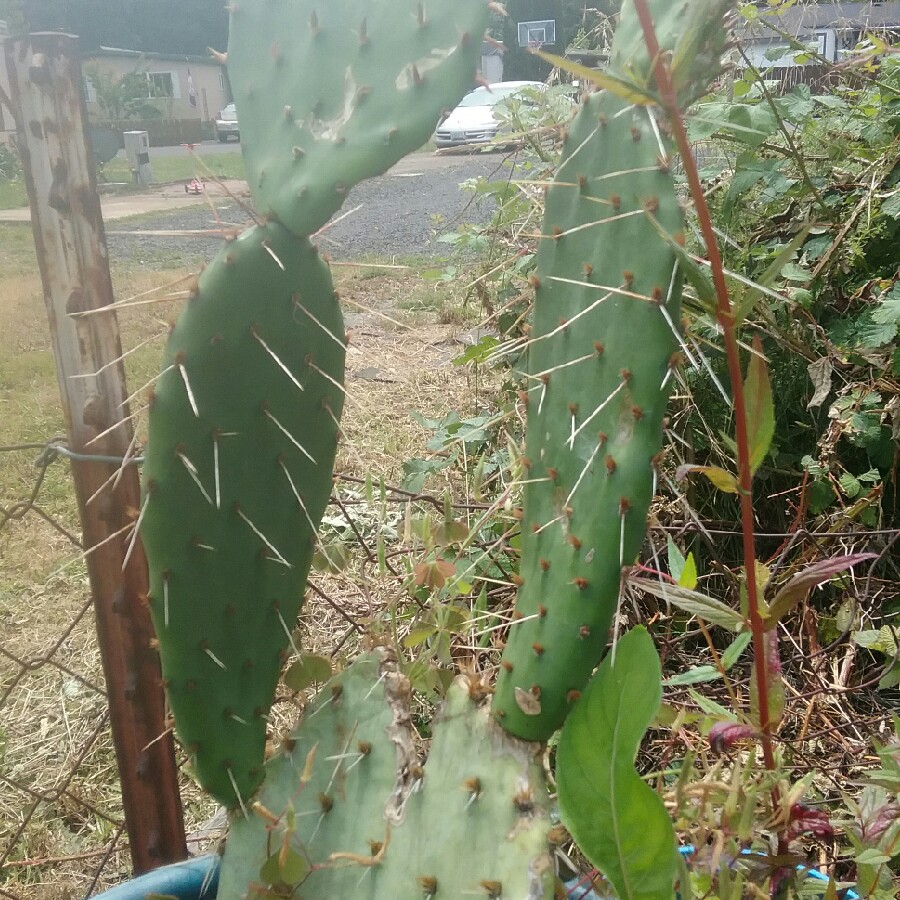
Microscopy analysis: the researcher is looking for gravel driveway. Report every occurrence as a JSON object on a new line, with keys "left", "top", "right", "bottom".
{"left": 106, "top": 155, "right": 511, "bottom": 270}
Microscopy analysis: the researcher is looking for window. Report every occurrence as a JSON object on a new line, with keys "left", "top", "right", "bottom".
{"left": 145, "top": 71, "right": 180, "bottom": 100}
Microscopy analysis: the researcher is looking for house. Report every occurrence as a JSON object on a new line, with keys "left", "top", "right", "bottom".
{"left": 81, "top": 47, "right": 230, "bottom": 143}
{"left": 739, "top": 1, "right": 900, "bottom": 89}
{"left": 0, "top": 36, "right": 230, "bottom": 148}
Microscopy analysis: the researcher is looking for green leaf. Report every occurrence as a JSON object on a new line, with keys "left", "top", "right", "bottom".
{"left": 854, "top": 849, "right": 891, "bottom": 866}
{"left": 677, "top": 464, "right": 739, "bottom": 493}
{"left": 557, "top": 628, "right": 677, "bottom": 900}
{"left": 687, "top": 689, "right": 734, "bottom": 718}
{"left": 533, "top": 49, "right": 655, "bottom": 106}
{"left": 666, "top": 537, "right": 686, "bottom": 584}
{"left": 260, "top": 847, "right": 309, "bottom": 887}
{"left": 403, "top": 624, "right": 437, "bottom": 649}
{"left": 873, "top": 284, "right": 900, "bottom": 326}
{"left": 679, "top": 554, "right": 698, "bottom": 590}
{"left": 631, "top": 577, "right": 745, "bottom": 632}
{"left": 663, "top": 665, "right": 721, "bottom": 687}
{"left": 721, "top": 632, "right": 752, "bottom": 670}
{"left": 283, "top": 653, "right": 333, "bottom": 692}
{"left": 744, "top": 336, "right": 774, "bottom": 474}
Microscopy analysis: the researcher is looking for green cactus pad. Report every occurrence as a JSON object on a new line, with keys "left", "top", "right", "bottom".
{"left": 141, "top": 222, "right": 345, "bottom": 807}
{"left": 492, "top": 0, "right": 736, "bottom": 742}
{"left": 218, "top": 651, "right": 555, "bottom": 898}
{"left": 611, "top": 0, "right": 736, "bottom": 106}
{"left": 227, "top": 0, "right": 489, "bottom": 236}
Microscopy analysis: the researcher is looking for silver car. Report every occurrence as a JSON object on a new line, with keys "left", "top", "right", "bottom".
{"left": 434, "top": 81, "right": 545, "bottom": 149}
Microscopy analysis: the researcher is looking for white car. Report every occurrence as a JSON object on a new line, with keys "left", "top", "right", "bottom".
{"left": 215, "top": 103, "right": 240, "bottom": 143}
{"left": 434, "top": 81, "right": 545, "bottom": 149}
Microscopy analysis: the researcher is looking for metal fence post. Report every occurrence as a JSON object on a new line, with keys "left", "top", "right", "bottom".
{"left": 4, "top": 33, "right": 187, "bottom": 873}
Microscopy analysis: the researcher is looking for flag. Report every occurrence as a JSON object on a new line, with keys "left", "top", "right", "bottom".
{"left": 187, "top": 65, "right": 198, "bottom": 108}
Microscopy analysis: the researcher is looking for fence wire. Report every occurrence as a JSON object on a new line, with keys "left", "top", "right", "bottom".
{"left": 0, "top": 440, "right": 156, "bottom": 899}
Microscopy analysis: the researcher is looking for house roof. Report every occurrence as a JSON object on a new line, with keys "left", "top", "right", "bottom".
{"left": 87, "top": 46, "right": 223, "bottom": 67}
{"left": 748, "top": 1, "right": 900, "bottom": 35}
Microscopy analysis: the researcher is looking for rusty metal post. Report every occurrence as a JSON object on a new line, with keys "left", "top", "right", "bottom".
{"left": 4, "top": 33, "right": 187, "bottom": 872}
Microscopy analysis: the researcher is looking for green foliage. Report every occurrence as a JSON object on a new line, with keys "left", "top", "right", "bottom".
{"left": 23, "top": 0, "right": 228, "bottom": 56}
{"left": 558, "top": 627, "right": 677, "bottom": 900}
{"left": 83, "top": 63, "right": 165, "bottom": 121}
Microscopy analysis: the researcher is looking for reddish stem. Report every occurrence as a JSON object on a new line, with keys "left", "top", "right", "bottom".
{"left": 630, "top": 0, "right": 786, "bottom": 851}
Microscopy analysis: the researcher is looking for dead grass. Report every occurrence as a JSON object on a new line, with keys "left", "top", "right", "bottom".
{"left": 0, "top": 224, "right": 479, "bottom": 895}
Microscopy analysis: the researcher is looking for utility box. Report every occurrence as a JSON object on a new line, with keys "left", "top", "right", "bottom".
{"left": 123, "top": 130, "right": 153, "bottom": 187}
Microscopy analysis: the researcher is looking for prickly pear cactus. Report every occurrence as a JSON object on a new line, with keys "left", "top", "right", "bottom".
{"left": 492, "top": 0, "right": 735, "bottom": 742}
{"left": 228, "top": 0, "right": 490, "bottom": 236}
{"left": 140, "top": 0, "right": 489, "bottom": 808}
{"left": 218, "top": 651, "right": 554, "bottom": 899}
{"left": 141, "top": 224, "right": 344, "bottom": 806}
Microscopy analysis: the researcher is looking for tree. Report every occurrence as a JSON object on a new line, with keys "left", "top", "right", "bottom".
{"left": 83, "top": 62, "right": 164, "bottom": 120}
{"left": 22, "top": 0, "right": 228, "bottom": 56}
{"left": 0, "top": 0, "right": 27, "bottom": 35}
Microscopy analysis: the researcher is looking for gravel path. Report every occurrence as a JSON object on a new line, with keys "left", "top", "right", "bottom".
{"left": 105, "top": 155, "right": 509, "bottom": 270}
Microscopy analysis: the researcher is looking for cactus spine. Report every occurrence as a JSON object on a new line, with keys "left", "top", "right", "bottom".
{"left": 141, "top": 0, "right": 488, "bottom": 808}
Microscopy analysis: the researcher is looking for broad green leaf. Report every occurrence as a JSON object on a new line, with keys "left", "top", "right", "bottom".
{"left": 283, "top": 654, "right": 333, "bottom": 692}
{"left": 744, "top": 336, "right": 774, "bottom": 474}
{"left": 631, "top": 577, "right": 745, "bottom": 632}
{"left": 663, "top": 665, "right": 721, "bottom": 687}
{"left": 557, "top": 628, "right": 677, "bottom": 900}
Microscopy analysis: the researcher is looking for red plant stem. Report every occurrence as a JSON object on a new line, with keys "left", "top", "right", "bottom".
{"left": 630, "top": 0, "right": 785, "bottom": 843}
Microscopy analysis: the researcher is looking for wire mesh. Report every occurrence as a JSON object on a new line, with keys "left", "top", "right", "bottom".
{"left": 0, "top": 441, "right": 133, "bottom": 897}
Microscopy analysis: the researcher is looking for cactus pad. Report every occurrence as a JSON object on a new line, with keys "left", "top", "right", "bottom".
{"left": 218, "top": 651, "right": 555, "bottom": 898}
{"left": 490, "top": 0, "right": 739, "bottom": 742}
{"left": 228, "top": 0, "right": 490, "bottom": 236}
{"left": 141, "top": 223, "right": 345, "bottom": 806}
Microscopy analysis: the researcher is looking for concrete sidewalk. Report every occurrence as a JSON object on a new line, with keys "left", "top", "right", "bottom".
{"left": 0, "top": 152, "right": 491, "bottom": 225}
{"left": 0, "top": 179, "right": 249, "bottom": 224}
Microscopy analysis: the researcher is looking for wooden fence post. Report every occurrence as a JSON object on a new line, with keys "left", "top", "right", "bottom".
{"left": 4, "top": 33, "right": 188, "bottom": 873}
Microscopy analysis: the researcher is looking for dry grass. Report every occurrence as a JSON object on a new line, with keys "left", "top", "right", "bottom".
{"left": 0, "top": 221, "right": 480, "bottom": 895}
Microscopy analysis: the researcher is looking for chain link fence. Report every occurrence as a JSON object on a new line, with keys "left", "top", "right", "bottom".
{"left": 1, "top": 440, "right": 126, "bottom": 897}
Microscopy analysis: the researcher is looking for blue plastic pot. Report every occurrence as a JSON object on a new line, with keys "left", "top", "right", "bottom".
{"left": 92, "top": 855, "right": 219, "bottom": 899}
{"left": 93, "top": 851, "right": 858, "bottom": 899}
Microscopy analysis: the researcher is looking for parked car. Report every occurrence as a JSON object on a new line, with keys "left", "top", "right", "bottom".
{"left": 434, "top": 81, "right": 545, "bottom": 149}
{"left": 215, "top": 103, "right": 240, "bottom": 143}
